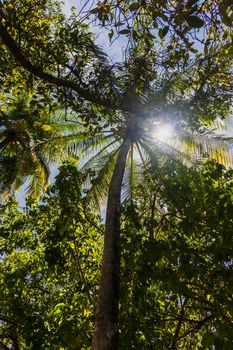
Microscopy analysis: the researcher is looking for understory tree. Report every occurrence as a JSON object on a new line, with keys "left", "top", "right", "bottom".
{"left": 0, "top": 162, "right": 103, "bottom": 349}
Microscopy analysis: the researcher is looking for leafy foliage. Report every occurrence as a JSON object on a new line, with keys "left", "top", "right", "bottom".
{"left": 86, "top": 0, "right": 233, "bottom": 64}
{"left": 0, "top": 160, "right": 232, "bottom": 349}
{"left": 0, "top": 163, "right": 103, "bottom": 349}
{"left": 119, "top": 159, "right": 233, "bottom": 349}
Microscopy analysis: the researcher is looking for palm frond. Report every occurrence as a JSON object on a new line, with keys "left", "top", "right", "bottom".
{"left": 92, "top": 42, "right": 109, "bottom": 65}
{"left": 81, "top": 137, "right": 121, "bottom": 172}
{"left": 33, "top": 131, "right": 102, "bottom": 163}
{"left": 209, "top": 117, "right": 228, "bottom": 132}
{"left": 80, "top": 133, "right": 116, "bottom": 159}
{"left": 48, "top": 112, "right": 82, "bottom": 136}
{"left": 25, "top": 156, "right": 49, "bottom": 198}
{"left": 0, "top": 155, "right": 18, "bottom": 198}
{"left": 175, "top": 125, "right": 233, "bottom": 167}
{"left": 140, "top": 137, "right": 195, "bottom": 168}
{"left": 26, "top": 171, "right": 45, "bottom": 198}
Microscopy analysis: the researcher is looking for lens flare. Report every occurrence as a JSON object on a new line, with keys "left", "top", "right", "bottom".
{"left": 153, "top": 125, "right": 173, "bottom": 142}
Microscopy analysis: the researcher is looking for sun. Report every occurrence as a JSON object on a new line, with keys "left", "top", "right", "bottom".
{"left": 153, "top": 124, "right": 173, "bottom": 142}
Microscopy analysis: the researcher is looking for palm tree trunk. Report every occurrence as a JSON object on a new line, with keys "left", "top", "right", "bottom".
{"left": 92, "top": 139, "right": 131, "bottom": 350}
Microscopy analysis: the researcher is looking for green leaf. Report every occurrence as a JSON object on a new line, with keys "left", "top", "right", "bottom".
{"left": 158, "top": 26, "right": 169, "bottom": 39}
{"left": 132, "top": 30, "right": 138, "bottom": 40}
{"left": 162, "top": 26, "right": 169, "bottom": 37}
{"left": 222, "top": 14, "right": 232, "bottom": 27}
{"left": 219, "top": 5, "right": 233, "bottom": 27}
{"left": 158, "top": 28, "right": 164, "bottom": 39}
{"left": 186, "top": 15, "right": 205, "bottom": 28}
{"left": 114, "top": 21, "right": 124, "bottom": 27}
{"left": 129, "top": 3, "right": 139, "bottom": 11}
{"left": 90, "top": 7, "right": 99, "bottom": 14}
{"left": 119, "top": 29, "right": 131, "bottom": 35}
{"left": 108, "top": 29, "right": 114, "bottom": 42}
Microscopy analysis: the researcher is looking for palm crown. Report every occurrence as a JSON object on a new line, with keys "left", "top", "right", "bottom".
{"left": 73, "top": 50, "right": 233, "bottom": 346}
{"left": 76, "top": 52, "right": 233, "bottom": 207}
{"left": 0, "top": 94, "right": 82, "bottom": 198}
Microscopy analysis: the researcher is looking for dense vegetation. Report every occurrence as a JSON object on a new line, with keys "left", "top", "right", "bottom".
{"left": 0, "top": 1, "right": 232, "bottom": 349}
{"left": 1, "top": 160, "right": 233, "bottom": 349}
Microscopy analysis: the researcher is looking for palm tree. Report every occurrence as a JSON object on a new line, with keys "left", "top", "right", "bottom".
{"left": 80, "top": 117, "right": 233, "bottom": 350}
{"left": 0, "top": 94, "right": 83, "bottom": 198}
{"left": 72, "top": 52, "right": 233, "bottom": 350}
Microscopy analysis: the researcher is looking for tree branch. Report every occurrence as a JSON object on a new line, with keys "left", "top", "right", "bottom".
{"left": 0, "top": 11, "right": 114, "bottom": 109}
{"left": 170, "top": 297, "right": 187, "bottom": 350}
{"left": 177, "top": 314, "right": 214, "bottom": 342}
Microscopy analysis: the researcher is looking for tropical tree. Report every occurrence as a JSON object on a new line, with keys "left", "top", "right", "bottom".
{"left": 0, "top": 162, "right": 103, "bottom": 349}
{"left": 0, "top": 2, "right": 232, "bottom": 349}
{"left": 0, "top": 93, "right": 82, "bottom": 198}
{"left": 55, "top": 49, "right": 231, "bottom": 349}
{"left": 119, "top": 159, "right": 233, "bottom": 350}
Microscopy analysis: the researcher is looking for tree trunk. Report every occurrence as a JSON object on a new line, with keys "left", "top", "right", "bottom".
{"left": 92, "top": 139, "right": 131, "bottom": 350}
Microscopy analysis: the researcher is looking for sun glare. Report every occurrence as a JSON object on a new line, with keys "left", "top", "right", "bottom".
{"left": 153, "top": 124, "right": 173, "bottom": 142}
